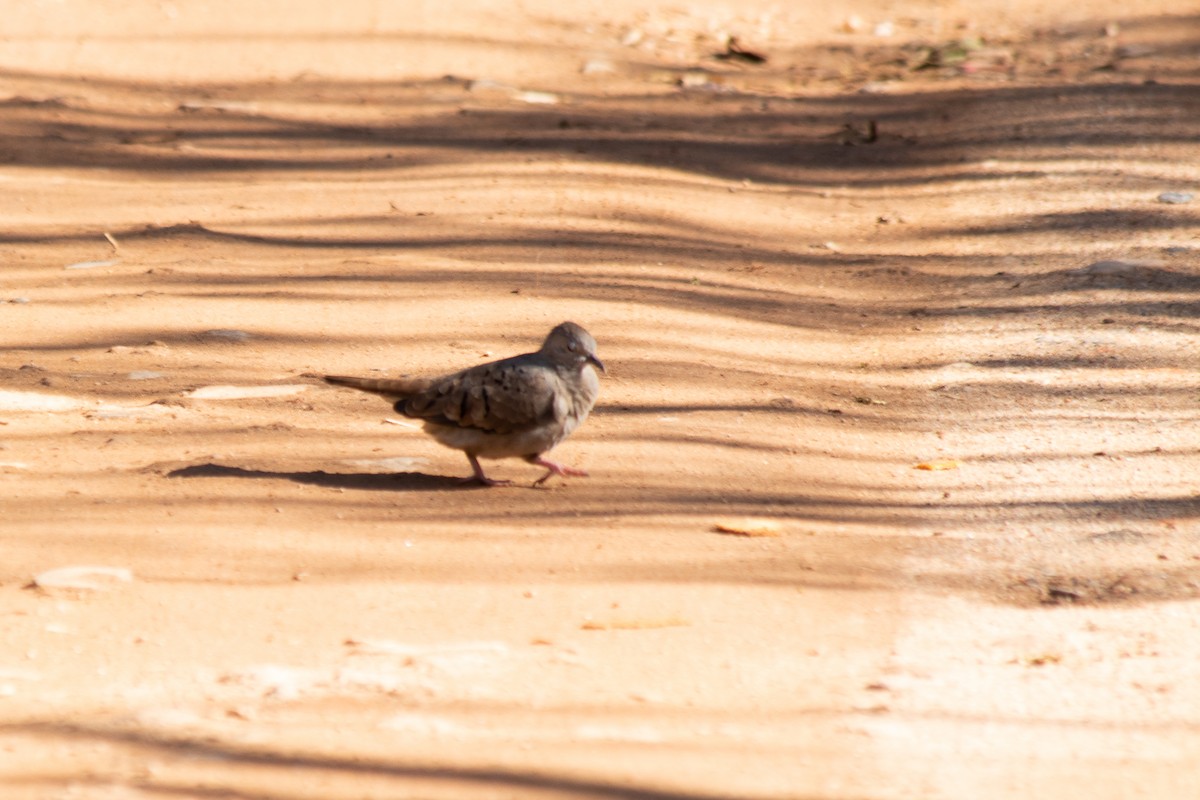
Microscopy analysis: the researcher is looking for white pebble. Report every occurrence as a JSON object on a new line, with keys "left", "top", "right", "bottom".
{"left": 33, "top": 565, "right": 134, "bottom": 591}
{"left": 581, "top": 59, "right": 617, "bottom": 75}
{"left": 621, "top": 28, "right": 644, "bottom": 46}
{"left": 1158, "top": 191, "right": 1193, "bottom": 204}
{"left": 513, "top": 91, "right": 559, "bottom": 105}
{"left": 65, "top": 259, "right": 121, "bottom": 271}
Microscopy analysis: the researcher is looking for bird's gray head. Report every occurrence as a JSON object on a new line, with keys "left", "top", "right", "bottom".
{"left": 542, "top": 322, "right": 605, "bottom": 374}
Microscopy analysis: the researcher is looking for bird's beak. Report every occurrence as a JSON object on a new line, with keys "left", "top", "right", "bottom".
{"left": 588, "top": 354, "right": 606, "bottom": 374}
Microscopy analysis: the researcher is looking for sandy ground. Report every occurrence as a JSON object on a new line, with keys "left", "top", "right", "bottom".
{"left": 2, "top": 1, "right": 1200, "bottom": 797}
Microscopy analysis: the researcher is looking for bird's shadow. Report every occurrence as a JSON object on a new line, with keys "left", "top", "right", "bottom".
{"left": 166, "top": 463, "right": 483, "bottom": 491}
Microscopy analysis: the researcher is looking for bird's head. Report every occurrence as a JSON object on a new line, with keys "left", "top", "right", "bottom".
{"left": 543, "top": 321, "right": 605, "bottom": 374}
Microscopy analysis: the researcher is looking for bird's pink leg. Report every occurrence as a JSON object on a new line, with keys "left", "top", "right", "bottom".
{"left": 462, "top": 454, "right": 511, "bottom": 487}
{"left": 528, "top": 456, "right": 589, "bottom": 486}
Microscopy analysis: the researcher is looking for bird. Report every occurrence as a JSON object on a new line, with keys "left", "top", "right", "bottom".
{"left": 323, "top": 322, "right": 604, "bottom": 487}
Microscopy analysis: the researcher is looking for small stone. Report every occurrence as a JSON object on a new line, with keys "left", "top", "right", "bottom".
{"left": 842, "top": 15, "right": 865, "bottom": 33}
{"left": 620, "top": 28, "right": 644, "bottom": 47}
{"left": 581, "top": 58, "right": 617, "bottom": 75}
{"left": 1157, "top": 192, "right": 1193, "bottom": 204}
{"left": 679, "top": 71, "right": 715, "bottom": 89}
{"left": 65, "top": 259, "right": 121, "bottom": 271}
{"left": 127, "top": 371, "right": 164, "bottom": 381}
{"left": 513, "top": 90, "right": 559, "bottom": 105}
{"left": 31, "top": 565, "right": 134, "bottom": 591}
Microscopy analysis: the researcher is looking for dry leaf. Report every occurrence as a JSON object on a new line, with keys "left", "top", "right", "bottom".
{"left": 713, "top": 517, "right": 783, "bottom": 537}
{"left": 914, "top": 459, "right": 959, "bottom": 471}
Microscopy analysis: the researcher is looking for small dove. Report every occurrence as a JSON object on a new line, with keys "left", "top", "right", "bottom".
{"left": 324, "top": 322, "right": 604, "bottom": 486}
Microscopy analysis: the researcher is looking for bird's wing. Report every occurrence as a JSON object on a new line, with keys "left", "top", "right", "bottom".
{"left": 401, "top": 356, "right": 566, "bottom": 434}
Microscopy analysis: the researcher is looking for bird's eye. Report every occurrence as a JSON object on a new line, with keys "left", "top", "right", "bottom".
{"left": 567, "top": 342, "right": 577, "bottom": 352}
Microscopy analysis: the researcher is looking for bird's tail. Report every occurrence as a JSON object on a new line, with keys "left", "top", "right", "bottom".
{"left": 323, "top": 375, "right": 429, "bottom": 402}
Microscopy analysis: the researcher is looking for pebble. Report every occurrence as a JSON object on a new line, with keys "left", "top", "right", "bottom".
{"left": 127, "top": 371, "right": 164, "bottom": 381}
{"left": 32, "top": 565, "right": 133, "bottom": 591}
{"left": 1157, "top": 192, "right": 1193, "bottom": 204}
{"left": 581, "top": 58, "right": 617, "bottom": 75}
{"left": 513, "top": 90, "right": 559, "bottom": 105}
{"left": 65, "top": 259, "right": 121, "bottom": 271}
{"left": 678, "top": 71, "right": 716, "bottom": 89}
{"left": 620, "top": 28, "right": 644, "bottom": 47}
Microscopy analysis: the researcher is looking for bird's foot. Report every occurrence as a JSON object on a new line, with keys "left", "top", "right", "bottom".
{"left": 463, "top": 454, "right": 511, "bottom": 487}
{"left": 530, "top": 457, "right": 589, "bottom": 487}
